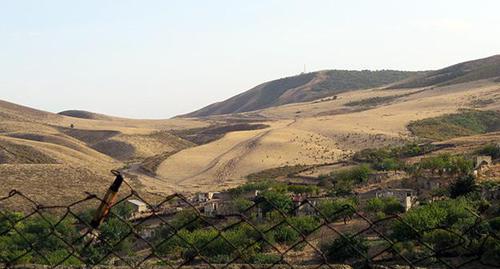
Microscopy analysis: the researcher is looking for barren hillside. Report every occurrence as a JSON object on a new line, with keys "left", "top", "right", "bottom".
{"left": 0, "top": 100, "right": 204, "bottom": 204}
{"left": 1, "top": 55, "right": 500, "bottom": 202}
{"left": 183, "top": 70, "right": 420, "bottom": 117}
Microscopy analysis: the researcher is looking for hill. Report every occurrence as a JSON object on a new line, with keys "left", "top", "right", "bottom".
{"left": 183, "top": 70, "right": 420, "bottom": 117}
{"left": 388, "top": 54, "right": 500, "bottom": 89}
{"left": 58, "top": 110, "right": 115, "bottom": 120}
{"left": 0, "top": 100, "right": 204, "bottom": 204}
{"left": 1, "top": 55, "right": 500, "bottom": 203}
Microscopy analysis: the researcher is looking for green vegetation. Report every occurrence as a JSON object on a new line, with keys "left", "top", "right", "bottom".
{"left": 414, "top": 153, "right": 473, "bottom": 176}
{"left": 320, "top": 233, "right": 368, "bottom": 263}
{"left": 319, "top": 165, "right": 372, "bottom": 196}
{"left": 364, "top": 197, "right": 405, "bottom": 217}
{"left": 476, "top": 143, "right": 500, "bottom": 159}
{"left": 0, "top": 203, "right": 135, "bottom": 266}
{"left": 344, "top": 91, "right": 420, "bottom": 107}
{"left": 407, "top": 110, "right": 500, "bottom": 140}
{"left": 449, "top": 174, "right": 479, "bottom": 198}
{"left": 312, "top": 70, "right": 420, "bottom": 93}
{"left": 246, "top": 164, "right": 310, "bottom": 181}
{"left": 317, "top": 198, "right": 357, "bottom": 223}
{"left": 187, "top": 70, "right": 420, "bottom": 117}
{"left": 389, "top": 55, "right": 500, "bottom": 89}
{"left": 354, "top": 143, "right": 436, "bottom": 171}
{"left": 229, "top": 179, "right": 318, "bottom": 197}
{"left": 389, "top": 197, "right": 499, "bottom": 264}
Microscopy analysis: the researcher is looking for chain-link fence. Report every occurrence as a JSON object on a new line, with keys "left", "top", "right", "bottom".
{"left": 0, "top": 172, "right": 499, "bottom": 269}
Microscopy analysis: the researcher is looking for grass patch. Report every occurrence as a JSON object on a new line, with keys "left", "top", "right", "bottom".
{"left": 344, "top": 90, "right": 424, "bottom": 108}
{"left": 172, "top": 123, "right": 269, "bottom": 145}
{"left": 246, "top": 164, "right": 311, "bottom": 181}
{"left": 345, "top": 95, "right": 402, "bottom": 107}
{"left": 408, "top": 110, "right": 500, "bottom": 140}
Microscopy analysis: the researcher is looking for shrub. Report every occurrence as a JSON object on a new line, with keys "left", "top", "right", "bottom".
{"left": 407, "top": 110, "right": 500, "bottom": 140}
{"left": 251, "top": 253, "right": 281, "bottom": 264}
{"left": 321, "top": 234, "right": 368, "bottom": 263}
{"left": 317, "top": 199, "right": 356, "bottom": 223}
{"left": 477, "top": 144, "right": 500, "bottom": 159}
{"left": 259, "top": 190, "right": 293, "bottom": 215}
{"left": 332, "top": 164, "right": 372, "bottom": 184}
{"left": 391, "top": 198, "right": 476, "bottom": 241}
{"left": 449, "top": 174, "right": 478, "bottom": 198}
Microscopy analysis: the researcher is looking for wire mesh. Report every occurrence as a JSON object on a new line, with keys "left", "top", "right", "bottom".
{"left": 0, "top": 176, "right": 499, "bottom": 269}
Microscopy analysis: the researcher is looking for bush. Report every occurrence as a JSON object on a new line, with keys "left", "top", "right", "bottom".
{"left": 321, "top": 234, "right": 368, "bottom": 262}
{"left": 416, "top": 154, "right": 473, "bottom": 176}
{"left": 391, "top": 198, "right": 476, "bottom": 241}
{"left": 477, "top": 144, "right": 500, "bottom": 159}
{"left": 317, "top": 199, "right": 356, "bottom": 223}
{"left": 0, "top": 212, "right": 82, "bottom": 266}
{"left": 251, "top": 253, "right": 281, "bottom": 264}
{"left": 408, "top": 110, "right": 500, "bottom": 140}
{"left": 259, "top": 190, "right": 293, "bottom": 215}
{"left": 364, "top": 197, "right": 404, "bottom": 216}
{"left": 449, "top": 174, "right": 478, "bottom": 198}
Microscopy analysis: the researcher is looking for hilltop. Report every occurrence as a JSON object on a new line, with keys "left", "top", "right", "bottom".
{"left": 0, "top": 99, "right": 205, "bottom": 204}
{"left": 183, "top": 70, "right": 420, "bottom": 117}
{"left": 388, "top": 54, "right": 500, "bottom": 89}
{"left": 1, "top": 55, "right": 500, "bottom": 204}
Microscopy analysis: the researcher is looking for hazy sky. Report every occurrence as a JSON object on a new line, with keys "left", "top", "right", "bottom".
{"left": 1, "top": 0, "right": 499, "bottom": 118}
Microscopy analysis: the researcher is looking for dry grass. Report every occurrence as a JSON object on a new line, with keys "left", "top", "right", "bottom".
{"left": 1, "top": 78, "right": 499, "bottom": 203}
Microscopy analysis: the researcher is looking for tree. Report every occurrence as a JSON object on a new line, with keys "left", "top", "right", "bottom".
{"left": 477, "top": 144, "right": 500, "bottom": 159}
{"left": 258, "top": 190, "right": 293, "bottom": 215}
{"left": 317, "top": 199, "right": 356, "bottom": 224}
{"left": 449, "top": 174, "right": 478, "bottom": 198}
{"left": 391, "top": 198, "right": 476, "bottom": 241}
{"left": 321, "top": 234, "right": 368, "bottom": 263}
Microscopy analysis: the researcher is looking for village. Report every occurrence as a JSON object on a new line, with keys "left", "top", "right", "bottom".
{"left": 122, "top": 143, "right": 500, "bottom": 244}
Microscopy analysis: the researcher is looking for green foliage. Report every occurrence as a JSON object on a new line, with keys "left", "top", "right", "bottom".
{"left": 272, "top": 216, "right": 320, "bottom": 245}
{"left": 259, "top": 190, "right": 293, "bottom": 215}
{"left": 408, "top": 110, "right": 500, "bottom": 140}
{"left": 251, "top": 253, "right": 281, "bottom": 264}
{"left": 320, "top": 234, "right": 368, "bottom": 263}
{"left": 232, "top": 197, "right": 254, "bottom": 213}
{"left": 449, "top": 174, "right": 479, "bottom": 198}
{"left": 476, "top": 143, "right": 500, "bottom": 159}
{"left": 246, "top": 165, "right": 310, "bottom": 181}
{"left": 353, "top": 142, "right": 433, "bottom": 163}
{"left": 322, "top": 165, "right": 372, "bottom": 195}
{"left": 155, "top": 224, "right": 263, "bottom": 262}
{"left": 365, "top": 197, "right": 404, "bottom": 216}
{"left": 415, "top": 153, "right": 473, "bottom": 176}
{"left": 312, "top": 70, "right": 419, "bottom": 93}
{"left": 391, "top": 198, "right": 476, "bottom": 241}
{"left": 317, "top": 199, "right": 357, "bottom": 222}
{"left": 489, "top": 217, "right": 500, "bottom": 232}
{"left": 372, "top": 158, "right": 402, "bottom": 171}
{"left": 328, "top": 164, "right": 372, "bottom": 185}
{"left": 286, "top": 184, "right": 319, "bottom": 195}
{"left": 81, "top": 214, "right": 135, "bottom": 264}
{"left": 171, "top": 209, "right": 203, "bottom": 231}
{"left": 0, "top": 212, "right": 81, "bottom": 266}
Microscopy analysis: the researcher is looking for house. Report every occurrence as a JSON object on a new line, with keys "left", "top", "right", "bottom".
{"left": 476, "top": 155, "right": 492, "bottom": 168}
{"left": 375, "top": 188, "right": 418, "bottom": 211}
{"left": 415, "top": 175, "right": 450, "bottom": 190}
{"left": 127, "top": 199, "right": 148, "bottom": 214}
{"left": 203, "top": 201, "right": 219, "bottom": 216}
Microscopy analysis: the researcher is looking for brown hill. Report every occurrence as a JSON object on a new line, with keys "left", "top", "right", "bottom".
{"left": 182, "top": 70, "right": 420, "bottom": 117}
{"left": 388, "top": 54, "right": 500, "bottom": 89}
{"left": 58, "top": 110, "right": 115, "bottom": 120}
{"left": 0, "top": 99, "right": 202, "bottom": 205}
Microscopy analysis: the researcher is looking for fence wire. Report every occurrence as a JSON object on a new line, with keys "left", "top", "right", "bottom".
{"left": 0, "top": 173, "right": 499, "bottom": 269}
